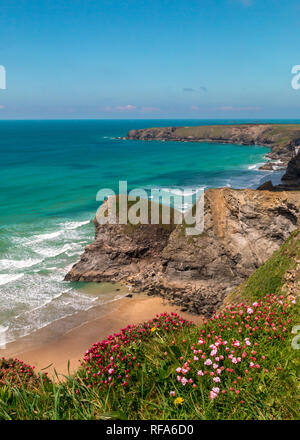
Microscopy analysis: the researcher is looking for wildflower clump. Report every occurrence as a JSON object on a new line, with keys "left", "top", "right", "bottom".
{"left": 174, "top": 294, "right": 297, "bottom": 407}
{"left": 0, "top": 357, "right": 50, "bottom": 389}
{"left": 77, "top": 312, "right": 193, "bottom": 390}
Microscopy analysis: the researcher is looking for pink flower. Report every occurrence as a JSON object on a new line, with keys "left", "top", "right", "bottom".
{"left": 204, "top": 359, "right": 212, "bottom": 366}
{"left": 170, "top": 391, "right": 176, "bottom": 397}
{"left": 194, "top": 356, "right": 199, "bottom": 361}
{"left": 247, "top": 307, "right": 254, "bottom": 315}
{"left": 209, "top": 387, "right": 220, "bottom": 400}
{"left": 181, "top": 377, "right": 188, "bottom": 386}
{"left": 197, "top": 370, "right": 204, "bottom": 376}
{"left": 213, "top": 377, "right": 221, "bottom": 383}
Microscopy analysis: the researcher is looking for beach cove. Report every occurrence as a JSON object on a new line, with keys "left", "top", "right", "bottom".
{"left": 0, "top": 119, "right": 281, "bottom": 352}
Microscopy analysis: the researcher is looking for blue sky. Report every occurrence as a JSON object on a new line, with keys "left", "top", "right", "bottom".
{"left": 0, "top": 0, "right": 300, "bottom": 119}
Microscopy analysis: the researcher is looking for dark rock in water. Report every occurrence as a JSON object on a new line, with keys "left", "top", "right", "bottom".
{"left": 65, "top": 189, "right": 300, "bottom": 317}
{"left": 259, "top": 162, "right": 275, "bottom": 171}
{"left": 261, "top": 151, "right": 300, "bottom": 191}
{"left": 281, "top": 150, "right": 300, "bottom": 188}
{"left": 257, "top": 180, "right": 276, "bottom": 191}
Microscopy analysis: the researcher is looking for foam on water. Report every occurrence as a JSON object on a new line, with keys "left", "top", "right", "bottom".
{"left": 0, "top": 273, "right": 24, "bottom": 286}
{"left": 0, "top": 258, "right": 43, "bottom": 270}
{"left": 0, "top": 216, "right": 98, "bottom": 343}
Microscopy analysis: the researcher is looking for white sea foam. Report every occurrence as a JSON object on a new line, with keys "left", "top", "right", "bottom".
{"left": 60, "top": 220, "right": 90, "bottom": 230}
{"left": 0, "top": 273, "right": 24, "bottom": 286}
{"left": 32, "top": 231, "right": 63, "bottom": 242}
{"left": 0, "top": 258, "right": 43, "bottom": 270}
{"left": 34, "top": 243, "right": 74, "bottom": 258}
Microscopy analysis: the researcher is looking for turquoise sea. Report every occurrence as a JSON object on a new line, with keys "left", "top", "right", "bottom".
{"left": 0, "top": 119, "right": 290, "bottom": 344}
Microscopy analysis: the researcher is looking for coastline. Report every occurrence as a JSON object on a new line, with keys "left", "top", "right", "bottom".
{"left": 1, "top": 293, "right": 203, "bottom": 380}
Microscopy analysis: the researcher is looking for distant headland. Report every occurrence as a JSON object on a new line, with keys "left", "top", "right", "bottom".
{"left": 126, "top": 123, "right": 300, "bottom": 171}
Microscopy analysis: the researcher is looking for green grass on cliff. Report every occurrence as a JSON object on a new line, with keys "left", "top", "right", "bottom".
{"left": 227, "top": 229, "right": 300, "bottom": 303}
{"left": 111, "top": 195, "right": 179, "bottom": 234}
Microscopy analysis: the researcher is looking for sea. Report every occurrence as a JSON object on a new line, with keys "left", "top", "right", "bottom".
{"left": 0, "top": 118, "right": 293, "bottom": 346}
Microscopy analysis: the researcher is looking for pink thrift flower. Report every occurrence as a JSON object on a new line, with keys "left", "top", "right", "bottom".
{"left": 181, "top": 377, "right": 188, "bottom": 386}
{"left": 209, "top": 387, "right": 220, "bottom": 400}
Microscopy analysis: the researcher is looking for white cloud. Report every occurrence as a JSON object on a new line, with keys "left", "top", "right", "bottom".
{"left": 115, "top": 104, "right": 137, "bottom": 111}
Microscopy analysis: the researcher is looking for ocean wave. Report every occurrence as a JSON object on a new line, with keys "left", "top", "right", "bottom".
{"left": 0, "top": 258, "right": 43, "bottom": 270}
{"left": 59, "top": 220, "right": 90, "bottom": 230}
{"left": 0, "top": 273, "right": 24, "bottom": 286}
{"left": 32, "top": 231, "right": 63, "bottom": 243}
{"left": 161, "top": 187, "right": 205, "bottom": 197}
{"left": 33, "top": 243, "right": 75, "bottom": 258}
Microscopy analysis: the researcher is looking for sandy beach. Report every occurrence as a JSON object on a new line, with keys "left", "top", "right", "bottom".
{"left": 1, "top": 294, "right": 203, "bottom": 380}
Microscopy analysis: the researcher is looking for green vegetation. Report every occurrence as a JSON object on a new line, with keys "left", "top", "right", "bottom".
{"left": 0, "top": 231, "right": 299, "bottom": 421}
{"left": 105, "top": 195, "right": 180, "bottom": 234}
{"left": 227, "top": 229, "right": 300, "bottom": 303}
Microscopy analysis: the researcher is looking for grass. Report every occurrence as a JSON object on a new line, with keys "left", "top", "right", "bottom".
{"left": 0, "top": 296, "right": 299, "bottom": 420}
{"left": 227, "top": 229, "right": 300, "bottom": 303}
{"left": 1, "top": 230, "right": 299, "bottom": 421}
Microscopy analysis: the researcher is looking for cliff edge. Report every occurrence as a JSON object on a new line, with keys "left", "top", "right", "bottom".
{"left": 65, "top": 189, "right": 300, "bottom": 316}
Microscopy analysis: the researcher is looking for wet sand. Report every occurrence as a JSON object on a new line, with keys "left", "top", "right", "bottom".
{"left": 1, "top": 294, "right": 203, "bottom": 380}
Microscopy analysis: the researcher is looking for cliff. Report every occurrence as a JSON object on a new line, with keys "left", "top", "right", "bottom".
{"left": 257, "top": 150, "right": 300, "bottom": 191}
{"left": 126, "top": 123, "right": 300, "bottom": 168}
{"left": 65, "top": 189, "right": 300, "bottom": 316}
{"left": 226, "top": 228, "right": 300, "bottom": 304}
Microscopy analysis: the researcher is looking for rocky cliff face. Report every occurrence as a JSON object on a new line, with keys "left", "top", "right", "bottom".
{"left": 65, "top": 188, "right": 300, "bottom": 316}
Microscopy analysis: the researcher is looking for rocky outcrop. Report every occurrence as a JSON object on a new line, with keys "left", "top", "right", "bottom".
{"left": 126, "top": 124, "right": 300, "bottom": 168}
{"left": 281, "top": 150, "right": 300, "bottom": 188}
{"left": 65, "top": 189, "right": 300, "bottom": 316}
{"left": 258, "top": 150, "right": 300, "bottom": 191}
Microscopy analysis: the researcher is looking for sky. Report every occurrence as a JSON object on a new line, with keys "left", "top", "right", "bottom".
{"left": 0, "top": 0, "right": 300, "bottom": 119}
